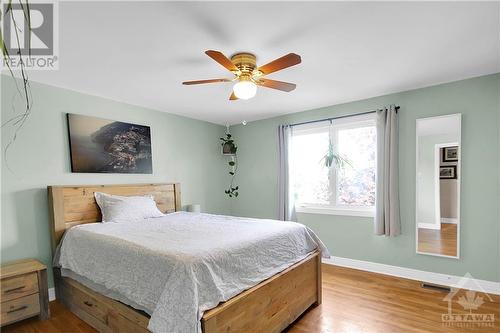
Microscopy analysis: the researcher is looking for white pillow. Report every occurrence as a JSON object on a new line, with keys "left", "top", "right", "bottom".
{"left": 94, "top": 192, "right": 164, "bottom": 223}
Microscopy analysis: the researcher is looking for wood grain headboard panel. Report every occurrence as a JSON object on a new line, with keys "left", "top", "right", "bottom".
{"left": 48, "top": 183, "right": 181, "bottom": 252}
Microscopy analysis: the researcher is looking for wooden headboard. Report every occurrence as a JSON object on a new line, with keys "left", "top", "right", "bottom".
{"left": 47, "top": 183, "right": 181, "bottom": 251}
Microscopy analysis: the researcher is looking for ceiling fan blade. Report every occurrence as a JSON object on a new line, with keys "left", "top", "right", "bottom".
{"left": 258, "top": 78, "right": 296, "bottom": 92}
{"left": 205, "top": 50, "right": 239, "bottom": 72}
{"left": 182, "top": 78, "right": 231, "bottom": 85}
{"left": 229, "top": 92, "right": 238, "bottom": 100}
{"left": 257, "top": 53, "right": 301, "bottom": 75}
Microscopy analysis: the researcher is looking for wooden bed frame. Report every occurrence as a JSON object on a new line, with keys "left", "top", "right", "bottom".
{"left": 48, "top": 183, "right": 321, "bottom": 333}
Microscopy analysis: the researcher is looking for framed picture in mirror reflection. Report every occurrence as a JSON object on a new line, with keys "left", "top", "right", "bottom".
{"left": 440, "top": 165, "right": 457, "bottom": 179}
{"left": 442, "top": 146, "right": 459, "bottom": 162}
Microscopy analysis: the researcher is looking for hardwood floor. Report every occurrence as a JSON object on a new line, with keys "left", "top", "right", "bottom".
{"left": 3, "top": 264, "right": 498, "bottom": 333}
{"left": 418, "top": 223, "right": 458, "bottom": 257}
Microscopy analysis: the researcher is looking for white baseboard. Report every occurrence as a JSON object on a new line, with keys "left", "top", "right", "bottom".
{"left": 49, "top": 287, "right": 56, "bottom": 301}
{"left": 47, "top": 259, "right": 500, "bottom": 303}
{"left": 417, "top": 222, "right": 440, "bottom": 230}
{"left": 441, "top": 218, "right": 458, "bottom": 224}
{"left": 323, "top": 256, "right": 500, "bottom": 295}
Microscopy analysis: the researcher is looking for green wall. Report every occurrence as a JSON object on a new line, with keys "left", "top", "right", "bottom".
{"left": 1, "top": 73, "right": 499, "bottom": 289}
{"left": 230, "top": 73, "right": 500, "bottom": 282}
{"left": 1, "top": 76, "right": 228, "bottom": 287}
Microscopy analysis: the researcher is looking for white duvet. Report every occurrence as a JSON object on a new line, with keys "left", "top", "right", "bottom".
{"left": 55, "top": 212, "right": 329, "bottom": 333}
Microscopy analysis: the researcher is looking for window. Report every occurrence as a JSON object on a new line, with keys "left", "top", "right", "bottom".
{"left": 290, "top": 114, "right": 376, "bottom": 216}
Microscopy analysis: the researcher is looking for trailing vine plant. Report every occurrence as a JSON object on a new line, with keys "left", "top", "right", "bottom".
{"left": 1, "top": 1, "right": 34, "bottom": 166}
{"left": 220, "top": 127, "right": 239, "bottom": 198}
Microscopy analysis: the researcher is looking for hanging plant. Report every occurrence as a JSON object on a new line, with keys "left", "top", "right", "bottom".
{"left": 220, "top": 130, "right": 239, "bottom": 198}
{"left": 1, "top": 1, "right": 34, "bottom": 166}
{"left": 320, "top": 122, "right": 352, "bottom": 170}
{"left": 220, "top": 133, "right": 237, "bottom": 155}
{"left": 320, "top": 140, "right": 351, "bottom": 169}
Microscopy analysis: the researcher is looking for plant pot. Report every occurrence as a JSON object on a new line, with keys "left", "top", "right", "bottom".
{"left": 222, "top": 142, "right": 237, "bottom": 155}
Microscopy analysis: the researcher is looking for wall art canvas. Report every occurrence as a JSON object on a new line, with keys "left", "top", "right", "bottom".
{"left": 67, "top": 114, "right": 152, "bottom": 173}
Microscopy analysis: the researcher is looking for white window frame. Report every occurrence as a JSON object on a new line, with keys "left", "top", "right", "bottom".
{"left": 293, "top": 113, "right": 376, "bottom": 217}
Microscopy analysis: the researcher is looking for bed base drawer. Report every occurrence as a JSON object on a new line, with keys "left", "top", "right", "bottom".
{"left": 61, "top": 280, "right": 109, "bottom": 323}
{"left": 57, "top": 271, "right": 149, "bottom": 333}
{"left": 108, "top": 311, "right": 149, "bottom": 333}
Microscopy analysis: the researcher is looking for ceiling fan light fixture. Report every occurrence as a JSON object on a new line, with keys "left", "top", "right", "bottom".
{"left": 182, "top": 50, "right": 301, "bottom": 101}
{"left": 233, "top": 80, "right": 257, "bottom": 100}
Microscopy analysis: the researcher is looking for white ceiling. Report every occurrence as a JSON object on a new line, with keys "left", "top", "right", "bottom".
{"left": 26, "top": 1, "right": 499, "bottom": 125}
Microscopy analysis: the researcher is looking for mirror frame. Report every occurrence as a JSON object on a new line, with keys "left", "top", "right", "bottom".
{"left": 415, "top": 113, "right": 461, "bottom": 259}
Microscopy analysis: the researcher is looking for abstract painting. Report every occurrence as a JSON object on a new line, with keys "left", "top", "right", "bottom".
{"left": 67, "top": 114, "right": 152, "bottom": 173}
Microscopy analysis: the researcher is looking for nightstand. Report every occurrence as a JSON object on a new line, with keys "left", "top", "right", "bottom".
{"left": 0, "top": 259, "right": 50, "bottom": 326}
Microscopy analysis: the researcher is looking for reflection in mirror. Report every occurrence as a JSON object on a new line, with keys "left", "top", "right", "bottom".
{"left": 416, "top": 114, "right": 461, "bottom": 258}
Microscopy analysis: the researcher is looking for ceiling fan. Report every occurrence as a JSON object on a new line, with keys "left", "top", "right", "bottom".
{"left": 182, "top": 50, "right": 301, "bottom": 100}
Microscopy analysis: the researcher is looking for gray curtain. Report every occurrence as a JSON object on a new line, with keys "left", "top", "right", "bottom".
{"left": 277, "top": 125, "right": 296, "bottom": 221}
{"left": 375, "top": 105, "right": 401, "bottom": 236}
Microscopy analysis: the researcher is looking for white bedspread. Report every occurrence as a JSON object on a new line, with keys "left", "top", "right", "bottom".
{"left": 54, "top": 212, "right": 329, "bottom": 333}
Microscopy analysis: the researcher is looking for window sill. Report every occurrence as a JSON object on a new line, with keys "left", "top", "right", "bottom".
{"left": 295, "top": 206, "right": 375, "bottom": 217}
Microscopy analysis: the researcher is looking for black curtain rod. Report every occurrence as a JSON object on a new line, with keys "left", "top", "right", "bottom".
{"left": 289, "top": 105, "right": 400, "bottom": 127}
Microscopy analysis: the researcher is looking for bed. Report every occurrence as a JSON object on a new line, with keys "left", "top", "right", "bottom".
{"left": 48, "top": 183, "right": 325, "bottom": 333}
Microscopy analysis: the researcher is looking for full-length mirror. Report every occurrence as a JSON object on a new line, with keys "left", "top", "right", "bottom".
{"left": 416, "top": 114, "right": 461, "bottom": 258}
